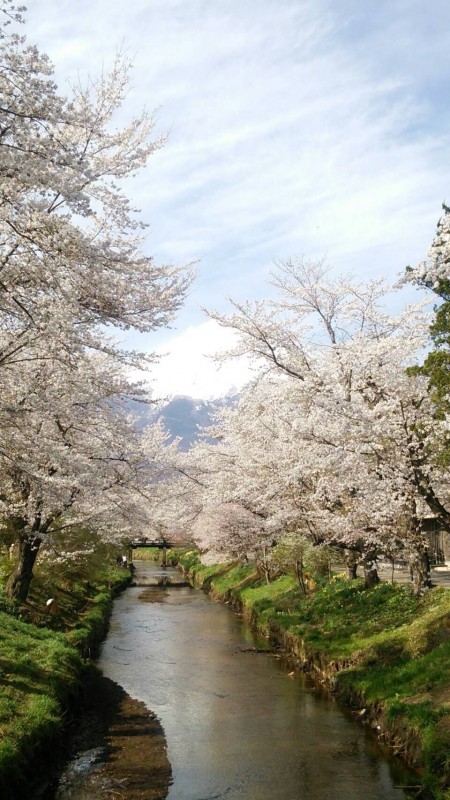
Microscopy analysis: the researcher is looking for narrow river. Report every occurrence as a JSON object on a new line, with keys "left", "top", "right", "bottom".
{"left": 96, "top": 562, "right": 417, "bottom": 800}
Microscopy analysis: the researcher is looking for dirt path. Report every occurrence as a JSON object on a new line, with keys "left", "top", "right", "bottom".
{"left": 45, "top": 668, "right": 172, "bottom": 800}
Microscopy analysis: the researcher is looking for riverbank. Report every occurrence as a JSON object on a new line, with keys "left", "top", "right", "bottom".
{"left": 0, "top": 555, "right": 134, "bottom": 799}
{"left": 174, "top": 550, "right": 450, "bottom": 800}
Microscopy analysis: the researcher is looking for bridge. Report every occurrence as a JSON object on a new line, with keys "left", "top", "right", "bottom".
{"left": 131, "top": 539, "right": 174, "bottom": 550}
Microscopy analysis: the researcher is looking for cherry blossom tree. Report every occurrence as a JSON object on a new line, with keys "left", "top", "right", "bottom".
{"left": 195, "top": 259, "right": 449, "bottom": 591}
{"left": 1, "top": 350, "right": 177, "bottom": 599}
{"left": 0, "top": 5, "right": 192, "bottom": 599}
{"left": 191, "top": 503, "right": 265, "bottom": 564}
{"left": 407, "top": 204, "right": 450, "bottom": 287}
{"left": 404, "top": 205, "right": 450, "bottom": 423}
{"left": 0, "top": 8, "right": 191, "bottom": 373}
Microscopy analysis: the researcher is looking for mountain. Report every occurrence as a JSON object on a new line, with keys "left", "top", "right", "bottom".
{"left": 128, "top": 393, "right": 238, "bottom": 450}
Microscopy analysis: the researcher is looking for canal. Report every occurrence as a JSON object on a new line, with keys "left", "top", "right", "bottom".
{"left": 94, "top": 561, "right": 417, "bottom": 800}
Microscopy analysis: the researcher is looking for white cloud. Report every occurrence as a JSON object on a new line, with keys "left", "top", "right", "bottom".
{"left": 145, "top": 320, "right": 252, "bottom": 400}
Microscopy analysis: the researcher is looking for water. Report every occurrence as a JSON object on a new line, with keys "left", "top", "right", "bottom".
{"left": 97, "top": 562, "right": 417, "bottom": 800}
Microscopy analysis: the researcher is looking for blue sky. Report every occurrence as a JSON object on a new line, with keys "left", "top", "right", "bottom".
{"left": 26, "top": 0, "right": 450, "bottom": 398}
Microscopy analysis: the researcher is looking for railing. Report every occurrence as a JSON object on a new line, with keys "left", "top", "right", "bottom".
{"left": 131, "top": 540, "right": 173, "bottom": 549}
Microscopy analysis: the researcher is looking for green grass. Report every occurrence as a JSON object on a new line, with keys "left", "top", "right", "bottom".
{"left": 0, "top": 611, "right": 82, "bottom": 795}
{"left": 176, "top": 551, "right": 256, "bottom": 592}
{"left": 172, "top": 548, "right": 203, "bottom": 572}
{"left": 210, "top": 563, "right": 258, "bottom": 593}
{"left": 0, "top": 552, "right": 130, "bottom": 798}
{"left": 132, "top": 546, "right": 163, "bottom": 561}
{"left": 238, "top": 574, "right": 298, "bottom": 628}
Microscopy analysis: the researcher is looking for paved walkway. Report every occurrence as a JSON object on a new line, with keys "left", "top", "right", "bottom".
{"left": 376, "top": 565, "right": 450, "bottom": 588}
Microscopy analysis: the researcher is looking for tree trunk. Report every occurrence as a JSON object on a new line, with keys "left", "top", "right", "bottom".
{"left": 5, "top": 532, "right": 41, "bottom": 601}
{"left": 295, "top": 559, "right": 307, "bottom": 595}
{"left": 345, "top": 549, "right": 358, "bottom": 580}
{"left": 390, "top": 558, "right": 395, "bottom": 584}
{"left": 363, "top": 558, "right": 380, "bottom": 589}
{"left": 260, "top": 546, "right": 272, "bottom": 584}
{"left": 411, "top": 546, "right": 433, "bottom": 595}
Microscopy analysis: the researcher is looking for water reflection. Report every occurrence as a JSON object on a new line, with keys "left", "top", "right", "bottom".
{"left": 99, "top": 562, "right": 416, "bottom": 800}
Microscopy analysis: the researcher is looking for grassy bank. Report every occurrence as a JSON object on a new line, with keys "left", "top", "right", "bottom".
{"left": 0, "top": 552, "right": 131, "bottom": 799}
{"left": 131, "top": 546, "right": 164, "bottom": 562}
{"left": 175, "top": 549, "right": 450, "bottom": 799}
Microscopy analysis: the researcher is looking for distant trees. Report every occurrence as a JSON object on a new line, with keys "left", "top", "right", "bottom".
{"left": 0, "top": 4, "right": 191, "bottom": 599}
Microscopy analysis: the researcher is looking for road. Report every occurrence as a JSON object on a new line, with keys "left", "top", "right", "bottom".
{"left": 375, "top": 564, "right": 450, "bottom": 588}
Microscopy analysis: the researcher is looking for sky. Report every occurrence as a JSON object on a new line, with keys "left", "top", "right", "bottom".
{"left": 24, "top": 0, "right": 450, "bottom": 399}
